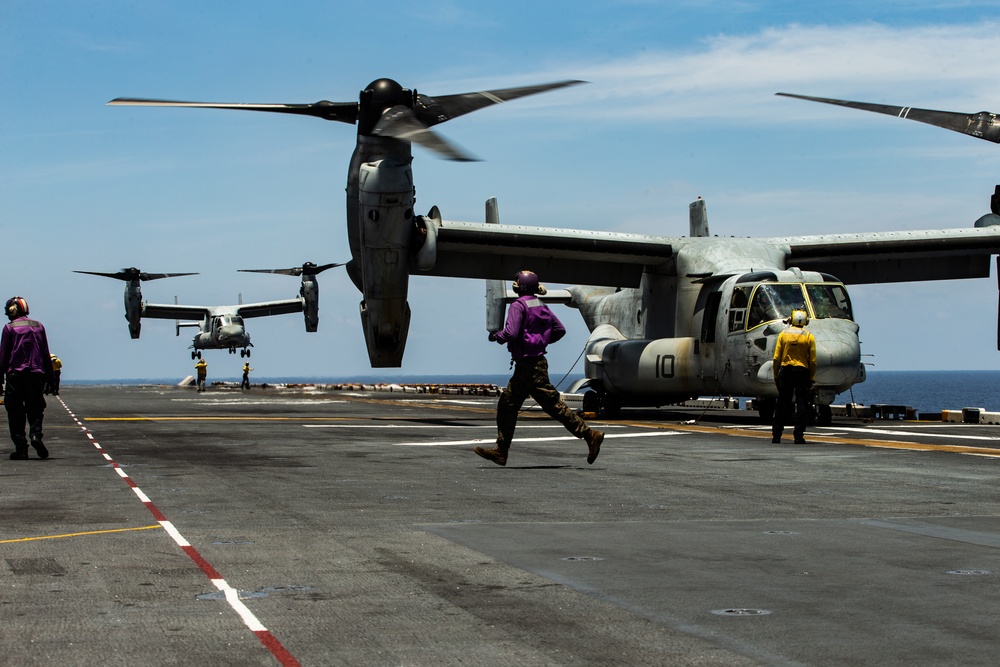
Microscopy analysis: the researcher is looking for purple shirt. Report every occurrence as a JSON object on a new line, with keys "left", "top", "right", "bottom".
{"left": 0, "top": 316, "right": 53, "bottom": 378}
{"left": 495, "top": 295, "right": 565, "bottom": 360}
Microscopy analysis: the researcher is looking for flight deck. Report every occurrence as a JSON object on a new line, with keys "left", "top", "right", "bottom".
{"left": 3, "top": 384, "right": 1000, "bottom": 666}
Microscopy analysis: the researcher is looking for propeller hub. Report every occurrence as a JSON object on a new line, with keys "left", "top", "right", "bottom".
{"left": 359, "top": 78, "right": 411, "bottom": 135}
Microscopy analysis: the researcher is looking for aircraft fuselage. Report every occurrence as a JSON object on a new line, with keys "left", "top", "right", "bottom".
{"left": 571, "top": 246, "right": 864, "bottom": 415}
{"left": 192, "top": 314, "right": 252, "bottom": 355}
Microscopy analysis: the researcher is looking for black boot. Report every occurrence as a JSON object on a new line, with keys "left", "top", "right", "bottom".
{"left": 9, "top": 442, "right": 28, "bottom": 460}
{"left": 31, "top": 437, "right": 48, "bottom": 460}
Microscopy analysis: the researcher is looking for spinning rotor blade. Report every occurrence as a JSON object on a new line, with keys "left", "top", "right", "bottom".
{"left": 373, "top": 106, "right": 477, "bottom": 162}
{"left": 372, "top": 80, "right": 585, "bottom": 161}
{"left": 777, "top": 92, "right": 1000, "bottom": 144}
{"left": 108, "top": 98, "right": 359, "bottom": 124}
{"left": 415, "top": 80, "right": 585, "bottom": 127}
{"left": 74, "top": 268, "right": 198, "bottom": 282}
{"left": 239, "top": 261, "right": 345, "bottom": 277}
{"left": 110, "top": 79, "right": 584, "bottom": 162}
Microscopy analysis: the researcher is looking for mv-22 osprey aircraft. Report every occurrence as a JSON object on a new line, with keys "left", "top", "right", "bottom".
{"left": 109, "top": 79, "right": 1000, "bottom": 421}
{"left": 75, "top": 263, "right": 339, "bottom": 358}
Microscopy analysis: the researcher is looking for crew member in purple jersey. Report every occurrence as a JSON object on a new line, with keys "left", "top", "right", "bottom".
{"left": 474, "top": 271, "right": 604, "bottom": 466}
{"left": 0, "top": 297, "right": 53, "bottom": 460}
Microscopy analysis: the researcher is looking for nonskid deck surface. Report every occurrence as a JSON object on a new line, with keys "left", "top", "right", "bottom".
{"left": 3, "top": 384, "right": 1000, "bottom": 666}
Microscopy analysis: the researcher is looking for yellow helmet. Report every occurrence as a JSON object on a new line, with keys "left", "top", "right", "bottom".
{"left": 790, "top": 309, "right": 809, "bottom": 327}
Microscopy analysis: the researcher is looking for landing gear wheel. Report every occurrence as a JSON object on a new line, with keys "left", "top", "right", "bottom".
{"left": 582, "top": 391, "right": 600, "bottom": 414}
{"left": 602, "top": 393, "right": 622, "bottom": 419}
{"left": 756, "top": 398, "right": 776, "bottom": 425}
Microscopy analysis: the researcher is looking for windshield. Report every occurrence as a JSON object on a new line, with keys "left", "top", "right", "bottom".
{"left": 747, "top": 284, "right": 806, "bottom": 329}
{"left": 744, "top": 282, "right": 853, "bottom": 330}
{"left": 807, "top": 284, "right": 853, "bottom": 320}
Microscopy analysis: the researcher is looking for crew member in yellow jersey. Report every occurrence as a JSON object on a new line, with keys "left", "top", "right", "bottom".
{"left": 772, "top": 309, "right": 817, "bottom": 444}
{"left": 195, "top": 357, "right": 208, "bottom": 392}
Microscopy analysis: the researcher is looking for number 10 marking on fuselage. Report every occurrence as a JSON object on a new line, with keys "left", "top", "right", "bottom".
{"left": 655, "top": 354, "right": 675, "bottom": 379}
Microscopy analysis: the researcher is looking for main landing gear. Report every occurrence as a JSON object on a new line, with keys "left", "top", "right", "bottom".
{"left": 191, "top": 350, "right": 202, "bottom": 360}
{"left": 581, "top": 387, "right": 622, "bottom": 418}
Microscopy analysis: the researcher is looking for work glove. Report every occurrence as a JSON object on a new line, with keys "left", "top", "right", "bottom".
{"left": 488, "top": 331, "right": 498, "bottom": 342}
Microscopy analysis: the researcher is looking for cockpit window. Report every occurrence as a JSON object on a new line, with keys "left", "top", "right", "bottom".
{"left": 747, "top": 284, "right": 806, "bottom": 330}
{"left": 807, "top": 284, "right": 853, "bottom": 320}
{"left": 728, "top": 286, "right": 752, "bottom": 332}
{"left": 741, "top": 281, "right": 854, "bottom": 331}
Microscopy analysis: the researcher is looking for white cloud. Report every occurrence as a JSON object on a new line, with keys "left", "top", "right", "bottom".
{"left": 543, "top": 22, "right": 1000, "bottom": 121}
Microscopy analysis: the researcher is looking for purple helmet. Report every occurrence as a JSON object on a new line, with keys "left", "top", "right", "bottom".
{"left": 512, "top": 270, "right": 544, "bottom": 295}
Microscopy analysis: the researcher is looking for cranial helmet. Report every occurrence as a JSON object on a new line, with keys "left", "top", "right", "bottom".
{"left": 790, "top": 309, "right": 809, "bottom": 327}
{"left": 512, "top": 270, "right": 546, "bottom": 296}
{"left": 5, "top": 297, "right": 28, "bottom": 320}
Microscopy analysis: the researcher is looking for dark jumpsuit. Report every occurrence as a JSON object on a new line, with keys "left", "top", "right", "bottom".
{"left": 0, "top": 317, "right": 53, "bottom": 453}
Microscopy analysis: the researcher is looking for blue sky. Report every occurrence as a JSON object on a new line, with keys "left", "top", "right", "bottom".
{"left": 4, "top": 1, "right": 1000, "bottom": 381}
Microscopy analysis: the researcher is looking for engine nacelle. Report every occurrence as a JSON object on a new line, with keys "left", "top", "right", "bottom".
{"left": 124, "top": 281, "right": 142, "bottom": 339}
{"left": 586, "top": 337, "right": 702, "bottom": 398}
{"left": 358, "top": 158, "right": 415, "bottom": 367}
{"left": 300, "top": 274, "right": 319, "bottom": 332}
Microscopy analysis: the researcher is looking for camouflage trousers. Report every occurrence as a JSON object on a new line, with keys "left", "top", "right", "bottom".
{"left": 496, "top": 356, "right": 592, "bottom": 448}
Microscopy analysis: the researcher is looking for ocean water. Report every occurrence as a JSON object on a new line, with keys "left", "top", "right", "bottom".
{"left": 836, "top": 370, "right": 1000, "bottom": 415}
{"left": 73, "top": 370, "right": 1000, "bottom": 415}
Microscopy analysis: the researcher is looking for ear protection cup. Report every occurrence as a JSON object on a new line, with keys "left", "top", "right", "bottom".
{"left": 5, "top": 297, "right": 27, "bottom": 319}
{"left": 512, "top": 270, "right": 546, "bottom": 295}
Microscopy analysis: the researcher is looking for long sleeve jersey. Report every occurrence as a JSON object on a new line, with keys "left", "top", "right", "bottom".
{"left": 773, "top": 325, "right": 817, "bottom": 380}
{"left": 495, "top": 294, "right": 566, "bottom": 360}
{"left": 0, "top": 316, "right": 53, "bottom": 378}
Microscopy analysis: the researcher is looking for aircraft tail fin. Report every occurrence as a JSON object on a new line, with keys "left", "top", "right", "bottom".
{"left": 486, "top": 280, "right": 508, "bottom": 333}
{"left": 485, "top": 197, "right": 506, "bottom": 332}
{"left": 174, "top": 296, "right": 183, "bottom": 336}
{"left": 483, "top": 196, "right": 574, "bottom": 332}
{"left": 689, "top": 197, "right": 709, "bottom": 237}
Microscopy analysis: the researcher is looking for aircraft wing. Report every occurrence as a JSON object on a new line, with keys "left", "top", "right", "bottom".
{"left": 236, "top": 298, "right": 304, "bottom": 319}
{"left": 416, "top": 213, "right": 1000, "bottom": 287}
{"left": 773, "top": 227, "right": 1000, "bottom": 284}
{"left": 414, "top": 218, "right": 675, "bottom": 287}
{"left": 141, "top": 303, "right": 211, "bottom": 321}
